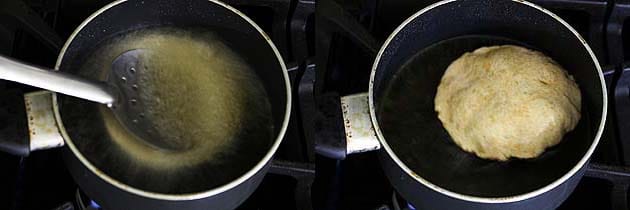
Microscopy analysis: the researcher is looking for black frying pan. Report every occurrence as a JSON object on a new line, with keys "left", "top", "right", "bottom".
{"left": 320, "top": 0, "right": 607, "bottom": 209}
{"left": 0, "top": 0, "right": 291, "bottom": 210}
{"left": 377, "top": 34, "right": 590, "bottom": 197}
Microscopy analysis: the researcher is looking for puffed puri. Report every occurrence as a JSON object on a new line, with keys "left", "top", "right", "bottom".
{"left": 434, "top": 45, "right": 581, "bottom": 161}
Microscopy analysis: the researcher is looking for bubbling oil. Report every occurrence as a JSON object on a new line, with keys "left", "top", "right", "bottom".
{"left": 76, "top": 26, "right": 273, "bottom": 191}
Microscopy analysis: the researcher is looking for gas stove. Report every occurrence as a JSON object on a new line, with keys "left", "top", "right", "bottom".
{"left": 0, "top": 0, "right": 629, "bottom": 210}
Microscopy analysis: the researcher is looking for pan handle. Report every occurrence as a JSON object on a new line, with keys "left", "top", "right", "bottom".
{"left": 24, "top": 91, "right": 65, "bottom": 153}
{"left": 340, "top": 93, "right": 381, "bottom": 154}
{"left": 314, "top": 92, "right": 380, "bottom": 159}
{"left": 0, "top": 90, "right": 65, "bottom": 156}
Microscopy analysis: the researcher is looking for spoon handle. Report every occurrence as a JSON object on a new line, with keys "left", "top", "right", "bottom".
{"left": 0, "top": 55, "right": 115, "bottom": 105}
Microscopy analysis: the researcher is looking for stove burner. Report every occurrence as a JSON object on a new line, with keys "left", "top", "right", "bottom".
{"left": 391, "top": 191, "right": 415, "bottom": 210}
{"left": 75, "top": 189, "right": 101, "bottom": 210}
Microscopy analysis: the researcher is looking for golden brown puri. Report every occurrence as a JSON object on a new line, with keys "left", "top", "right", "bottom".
{"left": 434, "top": 45, "right": 581, "bottom": 161}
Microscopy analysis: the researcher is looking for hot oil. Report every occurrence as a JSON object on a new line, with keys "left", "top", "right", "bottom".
{"left": 74, "top": 26, "right": 273, "bottom": 193}
{"left": 377, "top": 35, "right": 581, "bottom": 196}
{"left": 377, "top": 35, "right": 530, "bottom": 152}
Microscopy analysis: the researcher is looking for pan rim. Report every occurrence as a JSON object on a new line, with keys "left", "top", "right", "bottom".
{"left": 368, "top": 0, "right": 608, "bottom": 203}
{"left": 52, "top": 0, "right": 292, "bottom": 201}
